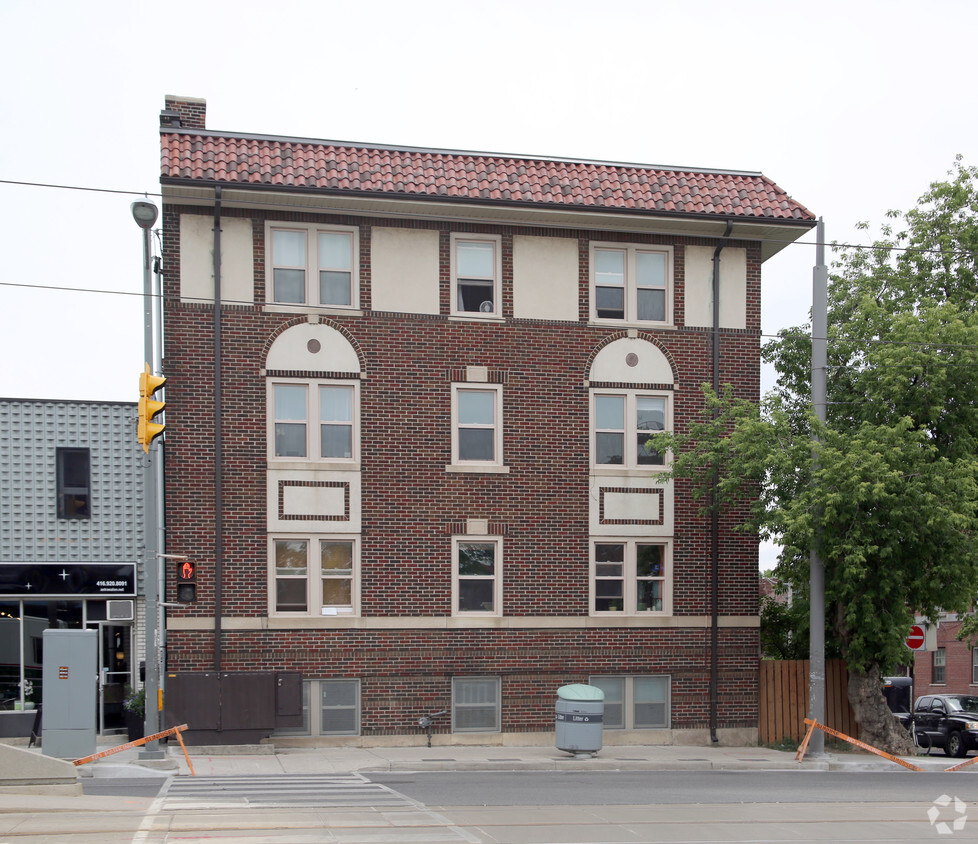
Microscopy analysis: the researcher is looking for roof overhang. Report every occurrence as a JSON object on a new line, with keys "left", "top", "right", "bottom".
{"left": 161, "top": 179, "right": 815, "bottom": 262}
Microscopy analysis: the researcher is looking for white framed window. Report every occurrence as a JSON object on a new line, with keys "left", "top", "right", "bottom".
{"left": 452, "top": 537, "right": 502, "bottom": 616}
{"left": 590, "top": 242, "right": 672, "bottom": 325}
{"left": 269, "top": 380, "right": 359, "bottom": 463}
{"left": 451, "top": 234, "right": 502, "bottom": 317}
{"left": 452, "top": 676, "right": 500, "bottom": 732}
{"left": 270, "top": 535, "right": 359, "bottom": 616}
{"left": 267, "top": 222, "right": 359, "bottom": 309}
{"left": 591, "top": 540, "right": 671, "bottom": 615}
{"left": 591, "top": 390, "right": 669, "bottom": 469}
{"left": 934, "top": 647, "right": 946, "bottom": 684}
{"left": 589, "top": 675, "right": 670, "bottom": 729}
{"left": 272, "top": 679, "right": 361, "bottom": 737}
{"left": 451, "top": 384, "right": 503, "bottom": 467}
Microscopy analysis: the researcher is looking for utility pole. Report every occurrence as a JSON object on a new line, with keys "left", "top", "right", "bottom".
{"left": 132, "top": 201, "right": 164, "bottom": 760}
{"left": 809, "top": 217, "right": 827, "bottom": 755}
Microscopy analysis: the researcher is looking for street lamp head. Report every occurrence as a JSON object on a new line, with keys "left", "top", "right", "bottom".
{"left": 131, "top": 201, "right": 158, "bottom": 229}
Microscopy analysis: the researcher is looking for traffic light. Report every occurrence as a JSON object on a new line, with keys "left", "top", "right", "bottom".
{"left": 175, "top": 558, "right": 197, "bottom": 603}
{"left": 138, "top": 363, "right": 166, "bottom": 453}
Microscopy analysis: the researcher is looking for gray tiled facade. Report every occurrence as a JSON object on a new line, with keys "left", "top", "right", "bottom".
{"left": 0, "top": 399, "right": 143, "bottom": 563}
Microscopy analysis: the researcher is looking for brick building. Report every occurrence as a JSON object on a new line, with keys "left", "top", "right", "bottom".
{"left": 913, "top": 614, "right": 978, "bottom": 697}
{"left": 158, "top": 96, "right": 815, "bottom": 744}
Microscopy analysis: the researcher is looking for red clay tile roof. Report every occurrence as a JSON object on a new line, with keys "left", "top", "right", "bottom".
{"left": 161, "top": 131, "right": 814, "bottom": 223}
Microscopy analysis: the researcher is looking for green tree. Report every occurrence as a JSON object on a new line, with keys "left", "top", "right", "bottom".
{"left": 656, "top": 159, "right": 978, "bottom": 754}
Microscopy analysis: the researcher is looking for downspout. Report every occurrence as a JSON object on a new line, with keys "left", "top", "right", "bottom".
{"left": 709, "top": 219, "right": 733, "bottom": 743}
{"left": 212, "top": 188, "right": 224, "bottom": 674}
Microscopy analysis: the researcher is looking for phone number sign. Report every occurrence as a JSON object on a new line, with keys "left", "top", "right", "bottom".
{"left": 0, "top": 563, "right": 136, "bottom": 597}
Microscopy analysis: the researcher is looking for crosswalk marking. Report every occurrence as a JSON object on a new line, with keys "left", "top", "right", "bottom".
{"left": 161, "top": 773, "right": 417, "bottom": 810}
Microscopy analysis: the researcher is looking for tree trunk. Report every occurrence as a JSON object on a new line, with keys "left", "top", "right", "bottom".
{"left": 847, "top": 664, "right": 915, "bottom": 756}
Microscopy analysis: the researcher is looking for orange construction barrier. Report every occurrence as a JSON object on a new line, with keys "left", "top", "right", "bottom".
{"left": 795, "top": 717, "right": 924, "bottom": 771}
{"left": 944, "top": 754, "right": 978, "bottom": 772}
{"left": 72, "top": 723, "right": 195, "bottom": 776}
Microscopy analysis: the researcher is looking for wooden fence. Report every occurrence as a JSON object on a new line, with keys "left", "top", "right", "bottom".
{"left": 758, "top": 658, "right": 857, "bottom": 744}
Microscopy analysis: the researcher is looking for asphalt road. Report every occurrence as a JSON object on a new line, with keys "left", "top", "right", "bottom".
{"left": 365, "top": 769, "right": 978, "bottom": 806}
{"left": 53, "top": 768, "right": 978, "bottom": 843}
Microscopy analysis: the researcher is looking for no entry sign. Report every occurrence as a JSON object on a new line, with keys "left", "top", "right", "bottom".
{"left": 906, "top": 624, "right": 926, "bottom": 650}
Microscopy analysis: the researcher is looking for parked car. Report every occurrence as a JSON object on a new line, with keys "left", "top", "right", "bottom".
{"left": 882, "top": 676, "right": 913, "bottom": 729}
{"left": 912, "top": 694, "right": 978, "bottom": 757}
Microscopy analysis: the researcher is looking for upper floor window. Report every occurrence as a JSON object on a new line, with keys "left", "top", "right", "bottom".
{"left": 590, "top": 242, "right": 672, "bottom": 325}
{"left": 934, "top": 647, "right": 946, "bottom": 684}
{"left": 451, "top": 234, "right": 501, "bottom": 318}
{"left": 268, "top": 223, "right": 358, "bottom": 309}
{"left": 453, "top": 537, "right": 502, "bottom": 616}
{"left": 592, "top": 391, "right": 668, "bottom": 468}
{"left": 451, "top": 384, "right": 503, "bottom": 467}
{"left": 270, "top": 380, "right": 358, "bottom": 462}
{"left": 591, "top": 540, "right": 670, "bottom": 615}
{"left": 271, "top": 535, "right": 358, "bottom": 616}
{"left": 56, "top": 447, "right": 90, "bottom": 519}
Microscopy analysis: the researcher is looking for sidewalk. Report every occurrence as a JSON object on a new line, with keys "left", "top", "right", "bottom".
{"left": 0, "top": 737, "right": 965, "bottom": 819}
{"left": 75, "top": 736, "right": 963, "bottom": 780}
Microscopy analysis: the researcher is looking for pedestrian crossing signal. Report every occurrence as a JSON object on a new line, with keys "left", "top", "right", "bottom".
{"left": 176, "top": 559, "right": 196, "bottom": 603}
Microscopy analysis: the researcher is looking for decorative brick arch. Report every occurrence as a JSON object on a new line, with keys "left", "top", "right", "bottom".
{"left": 584, "top": 332, "right": 678, "bottom": 384}
{"left": 260, "top": 317, "right": 366, "bottom": 374}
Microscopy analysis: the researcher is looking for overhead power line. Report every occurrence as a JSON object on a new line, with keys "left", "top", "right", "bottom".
{"left": 2, "top": 176, "right": 978, "bottom": 261}
{"left": 5, "top": 279, "right": 978, "bottom": 358}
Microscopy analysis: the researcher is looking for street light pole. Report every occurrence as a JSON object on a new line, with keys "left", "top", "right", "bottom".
{"left": 809, "top": 217, "right": 828, "bottom": 756}
{"left": 131, "top": 200, "right": 164, "bottom": 760}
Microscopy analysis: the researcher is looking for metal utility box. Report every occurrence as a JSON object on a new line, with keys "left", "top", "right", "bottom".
{"left": 555, "top": 683, "right": 604, "bottom": 757}
{"left": 164, "top": 671, "right": 302, "bottom": 744}
{"left": 42, "top": 629, "right": 97, "bottom": 758}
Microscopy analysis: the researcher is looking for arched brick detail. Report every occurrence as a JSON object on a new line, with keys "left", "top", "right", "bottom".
{"left": 260, "top": 317, "right": 367, "bottom": 373}
{"left": 583, "top": 332, "right": 679, "bottom": 383}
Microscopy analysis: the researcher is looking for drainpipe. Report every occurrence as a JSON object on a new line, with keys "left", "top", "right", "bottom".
{"left": 212, "top": 188, "right": 224, "bottom": 674}
{"left": 709, "top": 219, "right": 733, "bottom": 743}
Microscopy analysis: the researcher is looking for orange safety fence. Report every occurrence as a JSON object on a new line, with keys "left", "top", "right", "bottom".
{"left": 72, "top": 723, "right": 195, "bottom": 776}
{"left": 798, "top": 717, "right": 978, "bottom": 772}
{"left": 944, "top": 754, "right": 978, "bottom": 772}
{"left": 795, "top": 718, "right": 924, "bottom": 771}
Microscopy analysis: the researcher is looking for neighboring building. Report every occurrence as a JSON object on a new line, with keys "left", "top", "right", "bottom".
{"left": 913, "top": 614, "right": 978, "bottom": 697}
{"left": 0, "top": 399, "right": 144, "bottom": 735}
{"left": 759, "top": 576, "right": 790, "bottom": 606}
{"left": 158, "top": 96, "right": 815, "bottom": 744}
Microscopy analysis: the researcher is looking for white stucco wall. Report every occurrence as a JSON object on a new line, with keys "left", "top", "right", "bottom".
{"left": 683, "top": 245, "right": 747, "bottom": 329}
{"left": 370, "top": 227, "right": 440, "bottom": 315}
{"left": 512, "top": 235, "right": 579, "bottom": 322}
{"left": 179, "top": 214, "right": 254, "bottom": 304}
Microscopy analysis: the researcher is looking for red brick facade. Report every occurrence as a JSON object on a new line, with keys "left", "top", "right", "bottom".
{"left": 159, "top": 98, "right": 813, "bottom": 742}
{"left": 913, "top": 618, "right": 978, "bottom": 697}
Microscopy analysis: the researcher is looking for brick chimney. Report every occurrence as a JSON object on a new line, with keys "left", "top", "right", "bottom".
{"left": 160, "top": 96, "right": 206, "bottom": 130}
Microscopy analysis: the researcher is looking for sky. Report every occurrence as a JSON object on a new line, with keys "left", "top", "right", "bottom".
{"left": 2, "top": 0, "right": 976, "bottom": 567}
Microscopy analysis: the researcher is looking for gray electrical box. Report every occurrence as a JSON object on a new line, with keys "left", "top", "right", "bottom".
{"left": 42, "top": 629, "right": 97, "bottom": 758}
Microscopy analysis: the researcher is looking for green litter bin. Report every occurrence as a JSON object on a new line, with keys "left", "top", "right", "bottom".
{"left": 555, "top": 683, "right": 604, "bottom": 756}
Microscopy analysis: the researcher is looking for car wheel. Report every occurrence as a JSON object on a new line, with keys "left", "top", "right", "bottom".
{"left": 947, "top": 731, "right": 968, "bottom": 758}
